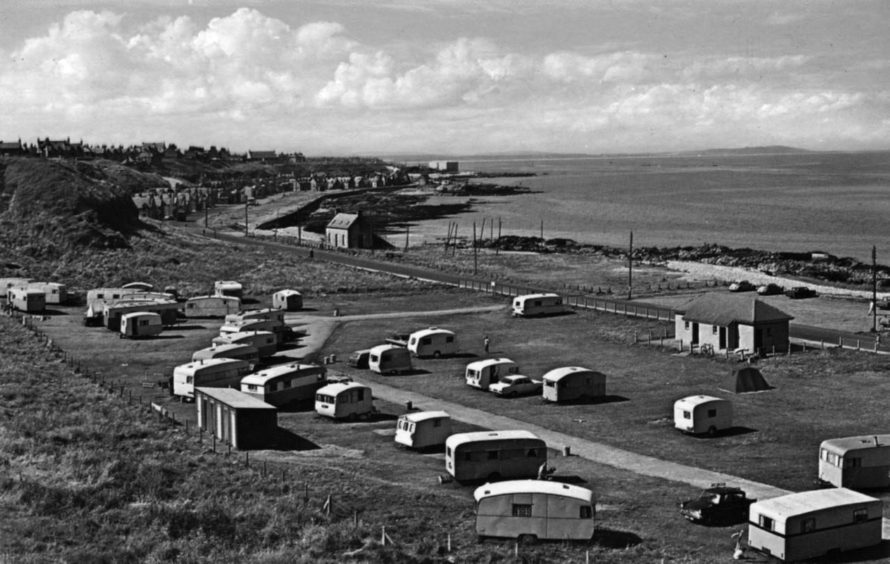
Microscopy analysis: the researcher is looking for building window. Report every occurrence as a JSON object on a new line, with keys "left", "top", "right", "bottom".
{"left": 512, "top": 504, "right": 532, "bottom": 517}
{"left": 684, "top": 321, "right": 690, "bottom": 330}
{"left": 713, "top": 325, "right": 718, "bottom": 334}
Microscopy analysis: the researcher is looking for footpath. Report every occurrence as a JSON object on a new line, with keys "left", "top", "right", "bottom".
{"left": 285, "top": 309, "right": 890, "bottom": 540}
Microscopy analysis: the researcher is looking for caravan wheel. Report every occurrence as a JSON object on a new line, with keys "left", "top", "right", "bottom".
{"left": 707, "top": 426, "right": 717, "bottom": 436}
{"left": 433, "top": 351, "right": 441, "bottom": 358}
{"left": 518, "top": 534, "right": 537, "bottom": 545}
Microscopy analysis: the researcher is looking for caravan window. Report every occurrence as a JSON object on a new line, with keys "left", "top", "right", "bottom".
{"left": 527, "top": 448, "right": 539, "bottom": 457}
{"left": 545, "top": 380, "right": 555, "bottom": 387}
{"left": 759, "top": 516, "right": 774, "bottom": 531}
{"left": 707, "top": 409, "right": 717, "bottom": 418}
{"left": 487, "top": 451, "right": 498, "bottom": 460}
{"left": 853, "top": 508, "right": 868, "bottom": 522}
{"left": 512, "top": 504, "right": 532, "bottom": 517}
{"left": 580, "top": 506, "right": 592, "bottom": 519}
{"left": 446, "top": 336, "right": 454, "bottom": 343}
{"left": 432, "top": 419, "right": 441, "bottom": 427}
{"left": 421, "top": 337, "right": 431, "bottom": 345}
{"left": 683, "top": 410, "right": 691, "bottom": 419}
{"left": 843, "top": 457, "right": 861, "bottom": 469}
{"left": 801, "top": 518, "right": 815, "bottom": 533}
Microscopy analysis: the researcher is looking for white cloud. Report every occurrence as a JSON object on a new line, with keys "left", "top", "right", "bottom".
{"left": 0, "top": 7, "right": 886, "bottom": 153}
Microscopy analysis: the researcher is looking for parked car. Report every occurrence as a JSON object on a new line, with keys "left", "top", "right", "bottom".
{"left": 680, "top": 485, "right": 755, "bottom": 525}
{"left": 488, "top": 375, "right": 543, "bottom": 397}
{"left": 756, "top": 283, "right": 783, "bottom": 295}
{"left": 785, "top": 286, "right": 817, "bottom": 299}
{"left": 728, "top": 280, "right": 755, "bottom": 292}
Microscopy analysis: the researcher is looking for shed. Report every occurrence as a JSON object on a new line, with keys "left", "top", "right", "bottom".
{"left": 195, "top": 387, "right": 277, "bottom": 450}
{"left": 272, "top": 289, "right": 303, "bottom": 311}
{"left": 325, "top": 211, "right": 374, "bottom": 249}
{"left": 674, "top": 293, "right": 793, "bottom": 355}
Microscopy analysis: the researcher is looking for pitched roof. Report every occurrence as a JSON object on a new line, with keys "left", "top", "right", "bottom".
{"left": 327, "top": 212, "right": 360, "bottom": 229}
{"left": 677, "top": 293, "right": 793, "bottom": 325}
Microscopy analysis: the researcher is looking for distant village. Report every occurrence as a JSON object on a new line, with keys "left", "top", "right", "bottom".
{"left": 0, "top": 136, "right": 464, "bottom": 224}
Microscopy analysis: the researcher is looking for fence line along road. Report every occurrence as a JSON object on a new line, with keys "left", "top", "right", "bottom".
{"left": 205, "top": 228, "right": 882, "bottom": 352}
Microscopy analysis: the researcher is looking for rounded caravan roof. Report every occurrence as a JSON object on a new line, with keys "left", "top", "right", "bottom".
{"left": 193, "top": 343, "right": 258, "bottom": 360}
{"left": 369, "top": 343, "right": 404, "bottom": 354}
{"left": 542, "top": 366, "right": 600, "bottom": 382}
{"left": 750, "top": 488, "right": 880, "bottom": 526}
{"left": 446, "top": 430, "right": 542, "bottom": 449}
{"left": 516, "top": 292, "right": 561, "bottom": 300}
{"left": 274, "top": 289, "right": 302, "bottom": 297}
{"left": 409, "top": 327, "right": 455, "bottom": 339}
{"left": 120, "top": 311, "right": 161, "bottom": 320}
{"left": 820, "top": 434, "right": 890, "bottom": 455}
{"left": 223, "top": 330, "right": 276, "bottom": 342}
{"left": 188, "top": 294, "right": 241, "bottom": 303}
{"left": 215, "top": 281, "right": 242, "bottom": 290}
{"left": 316, "top": 381, "right": 370, "bottom": 396}
{"left": 674, "top": 395, "right": 727, "bottom": 409}
{"left": 466, "top": 357, "right": 516, "bottom": 371}
{"left": 474, "top": 479, "right": 593, "bottom": 504}
{"left": 400, "top": 410, "right": 450, "bottom": 423}
{"left": 241, "top": 363, "right": 323, "bottom": 386}
{"left": 122, "top": 281, "right": 154, "bottom": 291}
{"left": 175, "top": 357, "right": 248, "bottom": 373}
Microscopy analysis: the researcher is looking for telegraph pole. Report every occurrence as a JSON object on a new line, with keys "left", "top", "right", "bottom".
{"left": 244, "top": 199, "right": 249, "bottom": 237}
{"left": 627, "top": 231, "right": 634, "bottom": 300}
{"left": 473, "top": 221, "right": 478, "bottom": 275}
{"left": 872, "top": 245, "right": 878, "bottom": 333}
{"left": 404, "top": 225, "right": 410, "bottom": 251}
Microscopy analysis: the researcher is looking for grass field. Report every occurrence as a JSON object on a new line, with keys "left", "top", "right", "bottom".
{"left": 4, "top": 240, "right": 890, "bottom": 562}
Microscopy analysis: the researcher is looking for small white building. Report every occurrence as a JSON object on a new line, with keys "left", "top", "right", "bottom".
{"left": 747, "top": 488, "right": 882, "bottom": 561}
{"left": 407, "top": 327, "right": 457, "bottom": 358}
{"left": 394, "top": 411, "right": 452, "bottom": 449}
{"left": 474, "top": 480, "right": 595, "bottom": 541}
{"left": 673, "top": 395, "right": 732, "bottom": 435}
{"left": 675, "top": 293, "right": 792, "bottom": 355}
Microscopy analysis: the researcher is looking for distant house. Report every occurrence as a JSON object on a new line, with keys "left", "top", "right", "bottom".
{"left": 0, "top": 140, "right": 24, "bottom": 156}
{"left": 674, "top": 293, "right": 793, "bottom": 354}
{"left": 326, "top": 211, "right": 373, "bottom": 249}
{"left": 246, "top": 150, "right": 278, "bottom": 162}
{"left": 429, "top": 160, "right": 459, "bottom": 173}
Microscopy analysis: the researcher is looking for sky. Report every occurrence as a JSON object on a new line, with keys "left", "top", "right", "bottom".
{"left": 1, "top": 0, "right": 888, "bottom": 155}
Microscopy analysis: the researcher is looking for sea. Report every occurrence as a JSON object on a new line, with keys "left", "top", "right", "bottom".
{"left": 401, "top": 151, "right": 890, "bottom": 264}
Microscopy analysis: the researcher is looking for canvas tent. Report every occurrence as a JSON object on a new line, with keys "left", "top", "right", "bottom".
{"left": 721, "top": 367, "right": 772, "bottom": 394}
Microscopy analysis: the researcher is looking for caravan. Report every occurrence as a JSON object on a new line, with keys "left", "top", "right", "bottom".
{"left": 272, "top": 289, "right": 303, "bottom": 311}
{"left": 184, "top": 295, "right": 241, "bottom": 318}
{"left": 240, "top": 363, "right": 327, "bottom": 406}
{"left": 818, "top": 434, "right": 890, "bottom": 489}
{"left": 511, "top": 293, "right": 565, "bottom": 317}
{"left": 474, "top": 480, "right": 595, "bottom": 541}
{"left": 445, "top": 430, "right": 547, "bottom": 483}
{"left": 407, "top": 328, "right": 457, "bottom": 358}
{"left": 674, "top": 395, "right": 733, "bottom": 436}
{"left": 225, "top": 308, "right": 285, "bottom": 326}
{"left": 172, "top": 358, "right": 251, "bottom": 400}
{"left": 542, "top": 367, "right": 606, "bottom": 403}
{"left": 19, "top": 282, "right": 67, "bottom": 305}
{"left": 212, "top": 330, "right": 278, "bottom": 358}
{"left": 465, "top": 358, "right": 520, "bottom": 390}
{"left": 315, "top": 382, "right": 374, "bottom": 420}
{"left": 192, "top": 343, "right": 261, "bottom": 365}
{"left": 7, "top": 287, "right": 46, "bottom": 313}
{"left": 120, "top": 312, "right": 163, "bottom": 338}
{"left": 747, "top": 488, "right": 882, "bottom": 561}
{"left": 368, "top": 344, "right": 413, "bottom": 375}
{"left": 394, "top": 411, "right": 452, "bottom": 449}
{"left": 214, "top": 280, "right": 243, "bottom": 299}
{"left": 103, "top": 300, "right": 181, "bottom": 331}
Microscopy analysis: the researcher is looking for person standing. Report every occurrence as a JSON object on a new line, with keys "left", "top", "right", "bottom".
{"left": 483, "top": 335, "right": 491, "bottom": 354}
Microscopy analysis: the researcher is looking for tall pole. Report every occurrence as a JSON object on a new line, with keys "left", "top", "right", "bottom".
{"left": 204, "top": 197, "right": 208, "bottom": 228}
{"left": 452, "top": 224, "right": 458, "bottom": 256}
{"left": 244, "top": 200, "right": 248, "bottom": 237}
{"left": 627, "top": 231, "right": 634, "bottom": 300}
{"left": 540, "top": 218, "right": 544, "bottom": 241}
{"left": 473, "top": 221, "right": 478, "bottom": 275}
{"left": 872, "top": 245, "right": 878, "bottom": 333}
{"left": 497, "top": 217, "right": 501, "bottom": 256}
{"left": 404, "top": 225, "right": 410, "bottom": 251}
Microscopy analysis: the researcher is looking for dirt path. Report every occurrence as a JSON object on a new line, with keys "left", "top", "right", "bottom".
{"left": 289, "top": 309, "right": 890, "bottom": 539}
